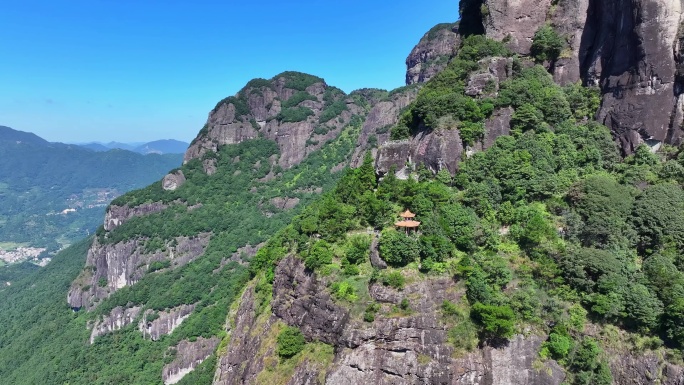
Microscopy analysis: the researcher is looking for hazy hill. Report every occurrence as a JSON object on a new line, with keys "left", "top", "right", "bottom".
{"left": 0, "top": 126, "right": 183, "bottom": 251}
{"left": 80, "top": 139, "right": 189, "bottom": 154}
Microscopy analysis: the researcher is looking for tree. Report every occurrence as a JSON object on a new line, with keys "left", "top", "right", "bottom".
{"left": 378, "top": 228, "right": 420, "bottom": 266}
{"left": 623, "top": 283, "right": 663, "bottom": 332}
{"left": 567, "top": 174, "right": 635, "bottom": 249}
{"left": 276, "top": 326, "right": 306, "bottom": 358}
{"left": 510, "top": 103, "right": 543, "bottom": 134}
{"left": 530, "top": 24, "right": 564, "bottom": 62}
{"left": 304, "top": 240, "right": 333, "bottom": 270}
{"left": 471, "top": 302, "right": 516, "bottom": 340}
{"left": 632, "top": 183, "right": 684, "bottom": 252}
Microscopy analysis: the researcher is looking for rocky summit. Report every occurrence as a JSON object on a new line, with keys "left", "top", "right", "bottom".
{"left": 2, "top": 1, "right": 684, "bottom": 385}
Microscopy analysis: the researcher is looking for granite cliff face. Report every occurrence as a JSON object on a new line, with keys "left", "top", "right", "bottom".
{"left": 481, "top": 0, "right": 684, "bottom": 153}
{"left": 404, "top": 1, "right": 684, "bottom": 154}
{"left": 184, "top": 73, "right": 365, "bottom": 170}
{"left": 67, "top": 232, "right": 210, "bottom": 310}
{"left": 406, "top": 23, "right": 461, "bottom": 85}
{"left": 212, "top": 256, "right": 567, "bottom": 385}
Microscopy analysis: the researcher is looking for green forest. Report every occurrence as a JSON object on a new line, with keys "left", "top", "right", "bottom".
{"left": 251, "top": 36, "right": 684, "bottom": 384}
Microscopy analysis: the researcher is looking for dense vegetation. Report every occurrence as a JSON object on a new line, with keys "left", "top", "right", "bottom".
{"left": 2, "top": 23, "right": 684, "bottom": 385}
{"left": 0, "top": 97, "right": 365, "bottom": 384}
{"left": 0, "top": 127, "right": 182, "bottom": 250}
{"left": 249, "top": 36, "right": 684, "bottom": 384}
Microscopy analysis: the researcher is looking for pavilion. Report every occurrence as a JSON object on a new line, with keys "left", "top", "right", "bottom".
{"left": 395, "top": 209, "right": 420, "bottom": 233}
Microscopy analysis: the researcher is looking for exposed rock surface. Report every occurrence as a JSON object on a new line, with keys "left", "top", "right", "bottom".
{"left": 214, "top": 256, "right": 567, "bottom": 384}
{"left": 104, "top": 202, "right": 168, "bottom": 231}
{"left": 89, "top": 306, "right": 142, "bottom": 344}
{"left": 270, "top": 196, "right": 300, "bottom": 210}
{"left": 163, "top": 337, "right": 219, "bottom": 385}
{"left": 184, "top": 74, "right": 365, "bottom": 170}
{"left": 406, "top": 23, "right": 460, "bottom": 85}
{"left": 272, "top": 256, "right": 350, "bottom": 346}
{"left": 67, "top": 233, "right": 210, "bottom": 310}
{"left": 608, "top": 350, "right": 684, "bottom": 385}
{"left": 350, "top": 87, "right": 419, "bottom": 168}
{"left": 480, "top": 0, "right": 684, "bottom": 153}
{"left": 483, "top": 0, "right": 553, "bottom": 55}
{"left": 139, "top": 304, "right": 196, "bottom": 341}
{"left": 483, "top": 107, "right": 513, "bottom": 149}
{"left": 213, "top": 284, "right": 272, "bottom": 385}
{"left": 580, "top": 0, "right": 684, "bottom": 153}
{"left": 375, "top": 127, "right": 464, "bottom": 177}
{"left": 162, "top": 170, "right": 186, "bottom": 191}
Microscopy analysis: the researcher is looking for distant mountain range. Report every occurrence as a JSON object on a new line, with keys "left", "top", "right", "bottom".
{"left": 0, "top": 125, "right": 183, "bottom": 253}
{"left": 78, "top": 139, "right": 189, "bottom": 154}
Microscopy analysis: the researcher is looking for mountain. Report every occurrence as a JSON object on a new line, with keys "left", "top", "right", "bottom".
{"left": 80, "top": 139, "right": 189, "bottom": 154}
{"left": 0, "top": 126, "right": 183, "bottom": 253}
{"left": 0, "top": 125, "right": 49, "bottom": 146}
{"left": 2, "top": 1, "right": 684, "bottom": 384}
{"left": 134, "top": 139, "right": 189, "bottom": 154}
{"left": 79, "top": 142, "right": 111, "bottom": 152}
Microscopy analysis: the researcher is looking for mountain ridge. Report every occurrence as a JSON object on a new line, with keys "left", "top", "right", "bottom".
{"left": 2, "top": 1, "right": 684, "bottom": 384}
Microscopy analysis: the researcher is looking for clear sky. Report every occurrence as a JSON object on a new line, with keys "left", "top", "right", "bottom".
{"left": 0, "top": 0, "right": 458, "bottom": 143}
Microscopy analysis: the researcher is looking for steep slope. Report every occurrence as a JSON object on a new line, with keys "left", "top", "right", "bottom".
{"left": 406, "top": 22, "right": 461, "bottom": 85}
{"left": 3, "top": 3, "right": 684, "bottom": 385}
{"left": 474, "top": 0, "right": 684, "bottom": 154}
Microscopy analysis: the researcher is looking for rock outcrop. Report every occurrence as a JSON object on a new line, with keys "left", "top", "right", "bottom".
{"left": 213, "top": 284, "right": 273, "bottom": 385}
{"left": 581, "top": 0, "right": 684, "bottom": 153}
{"left": 406, "top": 23, "right": 460, "bottom": 85}
{"left": 139, "top": 304, "right": 196, "bottom": 341}
{"left": 483, "top": 0, "right": 553, "bottom": 55}
{"left": 214, "top": 256, "right": 567, "bottom": 384}
{"left": 184, "top": 73, "right": 365, "bottom": 170}
{"left": 375, "top": 127, "right": 464, "bottom": 177}
{"left": 104, "top": 202, "right": 169, "bottom": 231}
{"left": 89, "top": 306, "right": 142, "bottom": 343}
{"left": 67, "top": 233, "right": 210, "bottom": 310}
{"left": 479, "top": 0, "right": 684, "bottom": 153}
{"left": 162, "top": 337, "right": 219, "bottom": 385}
{"left": 162, "top": 170, "right": 186, "bottom": 191}
{"left": 350, "top": 87, "right": 419, "bottom": 168}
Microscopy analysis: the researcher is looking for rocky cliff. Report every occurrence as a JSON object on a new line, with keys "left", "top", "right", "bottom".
{"left": 211, "top": 256, "right": 568, "bottom": 384}
{"left": 185, "top": 72, "right": 366, "bottom": 170}
{"left": 54, "top": 3, "right": 684, "bottom": 384}
{"left": 68, "top": 232, "right": 210, "bottom": 310}
{"left": 406, "top": 23, "right": 461, "bottom": 85}
{"left": 482, "top": 0, "right": 684, "bottom": 153}
{"left": 404, "top": 1, "right": 684, "bottom": 154}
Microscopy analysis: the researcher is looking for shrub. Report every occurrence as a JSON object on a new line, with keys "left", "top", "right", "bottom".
{"left": 148, "top": 260, "right": 171, "bottom": 273}
{"left": 276, "top": 326, "right": 306, "bottom": 358}
{"left": 381, "top": 271, "right": 406, "bottom": 290}
{"left": 400, "top": 298, "right": 410, "bottom": 310}
{"left": 471, "top": 302, "right": 516, "bottom": 340}
{"left": 277, "top": 107, "right": 314, "bottom": 123}
{"left": 378, "top": 229, "right": 420, "bottom": 266}
{"left": 282, "top": 91, "right": 317, "bottom": 108}
{"left": 530, "top": 24, "right": 564, "bottom": 62}
{"left": 98, "top": 278, "right": 108, "bottom": 287}
{"left": 304, "top": 240, "right": 333, "bottom": 270}
{"left": 331, "top": 281, "right": 358, "bottom": 302}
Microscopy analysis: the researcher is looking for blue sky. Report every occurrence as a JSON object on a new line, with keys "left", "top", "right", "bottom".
{"left": 0, "top": 0, "right": 458, "bottom": 143}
